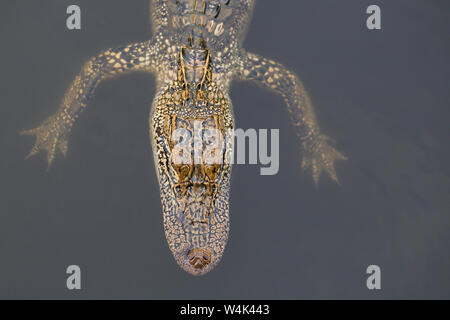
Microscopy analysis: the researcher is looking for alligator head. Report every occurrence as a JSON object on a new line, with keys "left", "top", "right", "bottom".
{"left": 151, "top": 44, "right": 234, "bottom": 275}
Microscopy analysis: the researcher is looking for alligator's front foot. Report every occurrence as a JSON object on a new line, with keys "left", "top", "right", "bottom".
{"left": 302, "top": 134, "right": 347, "bottom": 186}
{"left": 21, "top": 114, "right": 69, "bottom": 169}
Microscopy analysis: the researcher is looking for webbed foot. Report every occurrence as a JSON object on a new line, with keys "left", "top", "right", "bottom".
{"left": 21, "top": 115, "right": 69, "bottom": 169}
{"left": 301, "top": 134, "right": 347, "bottom": 186}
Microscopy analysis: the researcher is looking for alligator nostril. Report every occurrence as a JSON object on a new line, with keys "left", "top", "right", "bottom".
{"left": 187, "top": 248, "right": 212, "bottom": 270}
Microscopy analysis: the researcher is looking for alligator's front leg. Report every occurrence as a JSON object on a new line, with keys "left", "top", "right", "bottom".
{"left": 237, "top": 52, "right": 346, "bottom": 185}
{"left": 21, "top": 40, "right": 157, "bottom": 168}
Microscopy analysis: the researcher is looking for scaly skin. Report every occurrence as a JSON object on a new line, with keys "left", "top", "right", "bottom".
{"left": 22, "top": 0, "right": 346, "bottom": 276}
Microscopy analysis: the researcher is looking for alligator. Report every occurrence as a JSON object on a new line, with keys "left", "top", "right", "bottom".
{"left": 21, "top": 0, "right": 346, "bottom": 276}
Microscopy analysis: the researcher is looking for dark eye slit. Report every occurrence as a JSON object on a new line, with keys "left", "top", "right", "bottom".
{"left": 215, "top": 4, "right": 222, "bottom": 19}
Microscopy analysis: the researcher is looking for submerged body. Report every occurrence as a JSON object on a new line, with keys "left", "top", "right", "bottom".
{"left": 22, "top": 0, "right": 346, "bottom": 275}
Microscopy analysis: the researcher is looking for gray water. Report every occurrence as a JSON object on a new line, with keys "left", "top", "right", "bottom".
{"left": 0, "top": 0, "right": 449, "bottom": 299}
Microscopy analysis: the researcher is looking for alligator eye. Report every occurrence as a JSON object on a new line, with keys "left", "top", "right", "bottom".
{"left": 214, "top": 4, "right": 221, "bottom": 19}
{"left": 203, "top": 255, "right": 209, "bottom": 261}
